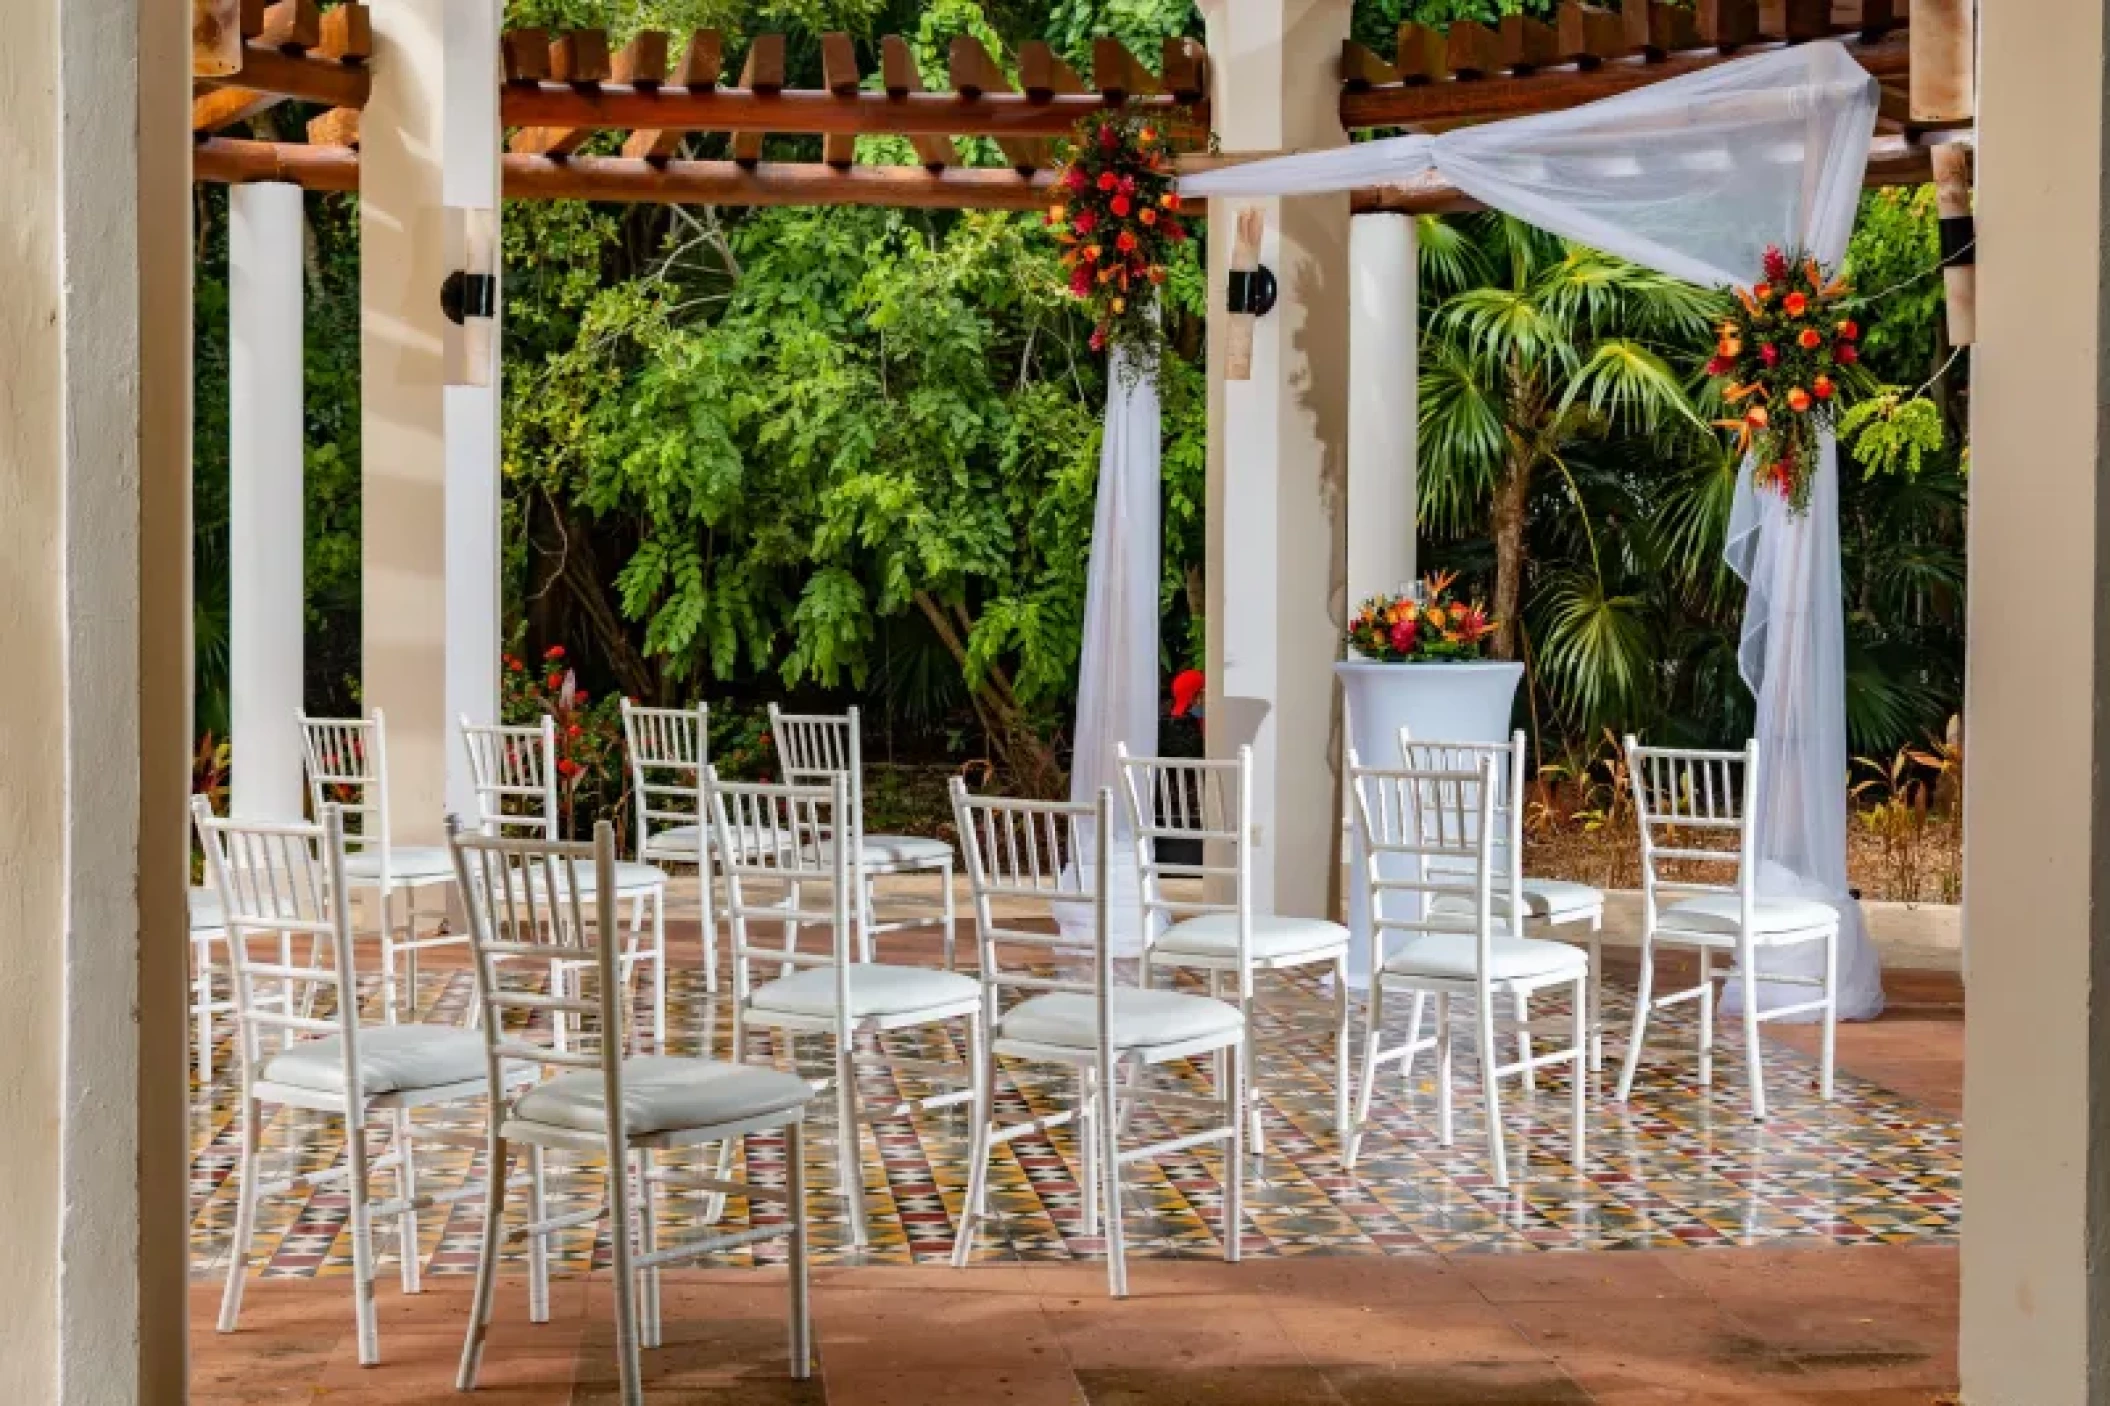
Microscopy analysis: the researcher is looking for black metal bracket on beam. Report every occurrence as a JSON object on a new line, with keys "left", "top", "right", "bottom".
{"left": 1938, "top": 214, "right": 1975, "bottom": 267}
{"left": 1226, "top": 266, "right": 1278, "bottom": 317}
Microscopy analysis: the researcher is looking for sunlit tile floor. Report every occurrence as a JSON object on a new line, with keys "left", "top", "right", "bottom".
{"left": 189, "top": 947, "right": 1960, "bottom": 1283}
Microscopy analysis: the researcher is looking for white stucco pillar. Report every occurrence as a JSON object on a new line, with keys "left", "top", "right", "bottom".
{"left": 1200, "top": 0, "right": 1355, "bottom": 920}
{"left": 229, "top": 182, "right": 306, "bottom": 820}
{"left": 1347, "top": 211, "right": 1418, "bottom": 606}
{"left": 1963, "top": 0, "right": 2110, "bottom": 1398}
{"left": 362, "top": 0, "right": 502, "bottom": 842}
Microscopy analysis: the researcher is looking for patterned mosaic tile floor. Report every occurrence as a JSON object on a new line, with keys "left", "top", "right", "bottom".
{"left": 188, "top": 959, "right": 1960, "bottom": 1284}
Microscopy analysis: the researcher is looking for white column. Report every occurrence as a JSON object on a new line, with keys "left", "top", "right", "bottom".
{"left": 229, "top": 182, "right": 306, "bottom": 820}
{"left": 1200, "top": 0, "right": 1354, "bottom": 920}
{"left": 362, "top": 0, "right": 502, "bottom": 842}
{"left": 443, "top": 0, "right": 502, "bottom": 825}
{"left": 1347, "top": 212, "right": 1418, "bottom": 605}
{"left": 1963, "top": 0, "right": 2110, "bottom": 1397}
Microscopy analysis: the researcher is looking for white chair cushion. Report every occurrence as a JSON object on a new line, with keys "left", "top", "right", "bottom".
{"left": 512, "top": 1056, "right": 812, "bottom": 1137}
{"left": 1154, "top": 913, "right": 1348, "bottom": 963}
{"left": 1381, "top": 932, "right": 1589, "bottom": 984}
{"left": 1430, "top": 877, "right": 1604, "bottom": 923}
{"left": 190, "top": 887, "right": 224, "bottom": 932}
{"left": 571, "top": 859, "right": 669, "bottom": 894}
{"left": 261, "top": 1024, "right": 490, "bottom": 1096}
{"left": 1660, "top": 894, "right": 1838, "bottom": 938}
{"left": 641, "top": 822, "right": 784, "bottom": 862}
{"left": 342, "top": 845, "right": 458, "bottom": 884}
{"left": 998, "top": 988, "right": 1243, "bottom": 1053}
{"left": 814, "top": 834, "right": 954, "bottom": 867}
{"left": 749, "top": 963, "right": 981, "bottom": 1022}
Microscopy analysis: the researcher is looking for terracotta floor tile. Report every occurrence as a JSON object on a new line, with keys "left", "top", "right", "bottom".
{"left": 1319, "top": 1361, "right": 1591, "bottom": 1405}
{"left": 1043, "top": 1297, "right": 1311, "bottom": 1371}
{"left": 819, "top": 1366, "right": 1084, "bottom": 1406}
{"left": 1498, "top": 1297, "right": 1819, "bottom": 1399}
{"left": 1447, "top": 1250, "right": 1692, "bottom": 1304}
{"left": 320, "top": 1325, "right": 582, "bottom": 1393}
{"left": 1073, "top": 1365, "right": 1345, "bottom": 1405}
{"left": 1270, "top": 1299, "right": 1546, "bottom": 1370}
{"left": 570, "top": 1383, "right": 828, "bottom": 1406}
{"left": 815, "top": 1289, "right": 1065, "bottom": 1371}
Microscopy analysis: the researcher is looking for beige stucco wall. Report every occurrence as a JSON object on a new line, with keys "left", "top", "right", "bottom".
{"left": 1962, "top": 0, "right": 2110, "bottom": 1398}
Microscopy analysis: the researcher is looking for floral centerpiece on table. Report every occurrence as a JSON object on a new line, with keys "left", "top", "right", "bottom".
{"left": 1047, "top": 110, "right": 1189, "bottom": 365}
{"left": 1708, "top": 244, "right": 1866, "bottom": 514}
{"left": 1347, "top": 572, "right": 1498, "bottom": 663}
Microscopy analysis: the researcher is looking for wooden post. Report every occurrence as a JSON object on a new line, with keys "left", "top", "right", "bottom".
{"left": 1911, "top": 0, "right": 1975, "bottom": 124}
{"left": 194, "top": 0, "right": 243, "bottom": 75}
{"left": 1932, "top": 143, "right": 1975, "bottom": 347}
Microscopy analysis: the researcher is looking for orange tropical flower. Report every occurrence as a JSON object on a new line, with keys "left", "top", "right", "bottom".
{"left": 1782, "top": 291, "right": 1808, "bottom": 316}
{"left": 1798, "top": 327, "right": 1822, "bottom": 349}
{"left": 1786, "top": 386, "right": 1811, "bottom": 412}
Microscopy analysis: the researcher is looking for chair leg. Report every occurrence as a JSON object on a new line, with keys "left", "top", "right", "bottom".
{"left": 217, "top": 1095, "right": 264, "bottom": 1333}
{"left": 1570, "top": 973, "right": 1588, "bottom": 1172}
{"left": 1743, "top": 948, "right": 1768, "bottom": 1123}
{"left": 836, "top": 1037, "right": 870, "bottom": 1249}
{"left": 940, "top": 858, "right": 958, "bottom": 972}
{"left": 787, "top": 1122, "right": 812, "bottom": 1379}
{"left": 636, "top": 1147, "right": 662, "bottom": 1350}
{"left": 393, "top": 1106, "right": 422, "bottom": 1294}
{"left": 1587, "top": 915, "right": 1605, "bottom": 1072}
{"left": 952, "top": 1031, "right": 996, "bottom": 1269}
{"left": 1516, "top": 990, "right": 1536, "bottom": 1093}
{"left": 781, "top": 881, "right": 802, "bottom": 981}
{"left": 1698, "top": 946, "right": 1715, "bottom": 1088}
{"left": 1478, "top": 995, "right": 1510, "bottom": 1189}
{"left": 346, "top": 1107, "right": 382, "bottom": 1366}
{"left": 378, "top": 884, "right": 400, "bottom": 1023}
{"left": 1224, "top": 1040, "right": 1246, "bottom": 1265}
{"left": 1435, "top": 994, "right": 1455, "bottom": 1147}
{"left": 1078, "top": 1064, "right": 1100, "bottom": 1239}
{"left": 1819, "top": 927, "right": 1839, "bottom": 1102}
{"left": 1344, "top": 976, "right": 1385, "bottom": 1171}
{"left": 456, "top": 1133, "right": 510, "bottom": 1392}
{"left": 1615, "top": 941, "right": 1656, "bottom": 1103}
{"left": 1100, "top": 1056, "right": 1129, "bottom": 1299}
{"left": 698, "top": 862, "right": 721, "bottom": 996}
{"left": 606, "top": 1141, "right": 644, "bottom": 1406}
{"left": 1399, "top": 990, "right": 1428, "bottom": 1090}
{"left": 193, "top": 938, "right": 215, "bottom": 1086}
{"left": 527, "top": 1144, "right": 550, "bottom": 1323}
{"left": 704, "top": 1015, "right": 747, "bottom": 1226}
{"left": 1332, "top": 955, "right": 1352, "bottom": 1156}
{"left": 1242, "top": 986, "right": 1266, "bottom": 1168}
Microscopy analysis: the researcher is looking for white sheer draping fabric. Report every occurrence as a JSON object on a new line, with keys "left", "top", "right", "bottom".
{"left": 1057, "top": 346, "right": 1160, "bottom": 953}
{"left": 1182, "top": 41, "right": 1884, "bottom": 1018}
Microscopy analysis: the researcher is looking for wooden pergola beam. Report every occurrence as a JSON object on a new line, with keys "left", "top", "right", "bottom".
{"left": 192, "top": 85, "right": 284, "bottom": 132}
{"left": 881, "top": 36, "right": 959, "bottom": 170}
{"left": 1342, "top": 31, "right": 1906, "bottom": 127}
{"left": 499, "top": 81, "right": 1186, "bottom": 138}
{"left": 951, "top": 36, "right": 1046, "bottom": 173}
{"left": 731, "top": 34, "right": 785, "bottom": 167}
{"left": 819, "top": 32, "right": 861, "bottom": 167}
{"left": 195, "top": 39, "right": 371, "bottom": 107}
{"left": 623, "top": 30, "right": 720, "bottom": 163}
{"left": 193, "top": 135, "right": 361, "bottom": 189}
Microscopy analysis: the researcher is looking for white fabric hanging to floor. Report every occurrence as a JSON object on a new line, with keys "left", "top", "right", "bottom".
{"left": 1181, "top": 41, "right": 1885, "bottom": 1019}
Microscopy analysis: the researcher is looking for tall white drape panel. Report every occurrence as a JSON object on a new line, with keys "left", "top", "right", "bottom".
{"left": 1059, "top": 346, "right": 1162, "bottom": 952}
{"left": 1183, "top": 41, "right": 1885, "bottom": 1018}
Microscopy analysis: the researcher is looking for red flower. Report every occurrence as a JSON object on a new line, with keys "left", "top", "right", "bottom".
{"left": 546, "top": 673, "right": 564, "bottom": 690}
{"left": 1164, "top": 221, "right": 1187, "bottom": 243}
{"left": 1812, "top": 374, "right": 1835, "bottom": 400}
{"left": 1161, "top": 192, "right": 1181, "bottom": 211}
{"left": 1836, "top": 319, "right": 1859, "bottom": 341}
{"left": 1089, "top": 327, "right": 1107, "bottom": 352}
{"left": 1169, "top": 669, "right": 1205, "bottom": 718}
{"left": 1097, "top": 171, "right": 1117, "bottom": 191}
{"left": 1099, "top": 123, "right": 1117, "bottom": 149}
{"left": 1072, "top": 210, "right": 1097, "bottom": 234}
{"left": 1065, "top": 167, "right": 1086, "bottom": 191}
{"left": 1118, "top": 175, "right": 1136, "bottom": 195}
{"left": 1782, "top": 291, "right": 1808, "bottom": 316}
{"left": 1762, "top": 245, "right": 1790, "bottom": 284}
{"left": 544, "top": 645, "right": 565, "bottom": 659}
{"left": 1835, "top": 343, "right": 1858, "bottom": 365}
{"left": 1797, "top": 328, "right": 1822, "bottom": 350}
{"left": 556, "top": 758, "right": 583, "bottom": 779}
{"left": 1116, "top": 231, "right": 1137, "bottom": 253}
{"left": 1110, "top": 195, "right": 1131, "bottom": 217}
{"left": 1704, "top": 355, "right": 1732, "bottom": 377}
{"left": 1389, "top": 617, "right": 1419, "bottom": 655}
{"left": 1069, "top": 268, "right": 1091, "bottom": 296}
{"left": 574, "top": 690, "right": 588, "bottom": 704}
{"left": 567, "top": 723, "right": 583, "bottom": 738}
{"left": 1759, "top": 343, "right": 1779, "bottom": 368}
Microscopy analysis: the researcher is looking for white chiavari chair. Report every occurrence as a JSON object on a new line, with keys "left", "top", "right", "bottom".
{"left": 620, "top": 699, "right": 721, "bottom": 993}
{"left": 194, "top": 797, "right": 528, "bottom": 1366}
{"left": 449, "top": 819, "right": 815, "bottom": 1405}
{"left": 950, "top": 781, "right": 1247, "bottom": 1297}
{"left": 460, "top": 716, "right": 671, "bottom": 1048}
{"left": 767, "top": 705, "right": 958, "bottom": 968}
{"left": 1402, "top": 728, "right": 1608, "bottom": 1081}
{"left": 298, "top": 709, "right": 463, "bottom": 1020}
{"left": 711, "top": 769, "right": 982, "bottom": 1249}
{"left": 1116, "top": 743, "right": 1352, "bottom": 1164}
{"left": 1345, "top": 754, "right": 1589, "bottom": 1187}
{"left": 189, "top": 883, "right": 235, "bottom": 1083}
{"left": 1618, "top": 737, "right": 1839, "bottom": 1121}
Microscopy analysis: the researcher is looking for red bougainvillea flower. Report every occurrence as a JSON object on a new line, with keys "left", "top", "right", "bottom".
{"left": 1099, "top": 123, "right": 1117, "bottom": 149}
{"left": 1836, "top": 343, "right": 1859, "bottom": 364}
{"left": 1072, "top": 210, "right": 1097, "bottom": 234}
{"left": 1070, "top": 267, "right": 1091, "bottom": 295}
{"left": 1118, "top": 174, "right": 1136, "bottom": 195}
{"left": 567, "top": 723, "right": 583, "bottom": 738}
{"left": 1782, "top": 291, "right": 1808, "bottom": 316}
{"left": 1797, "top": 327, "right": 1822, "bottom": 349}
{"left": 1110, "top": 194, "right": 1131, "bottom": 217}
{"left": 1065, "top": 167, "right": 1086, "bottom": 190}
{"left": 575, "top": 689, "right": 588, "bottom": 704}
{"left": 1169, "top": 669, "right": 1205, "bottom": 718}
{"left": 1836, "top": 319, "right": 1859, "bottom": 340}
{"left": 1096, "top": 171, "right": 1117, "bottom": 191}
{"left": 1116, "top": 230, "right": 1137, "bottom": 253}
{"left": 1089, "top": 327, "right": 1107, "bottom": 351}
{"left": 1759, "top": 343, "right": 1780, "bottom": 367}
{"left": 1705, "top": 355, "right": 1732, "bottom": 376}
{"left": 1164, "top": 221, "right": 1187, "bottom": 242}
{"left": 1762, "top": 245, "right": 1791, "bottom": 283}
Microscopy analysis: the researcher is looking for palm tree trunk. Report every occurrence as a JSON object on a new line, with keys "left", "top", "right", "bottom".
{"left": 1490, "top": 450, "right": 1533, "bottom": 661}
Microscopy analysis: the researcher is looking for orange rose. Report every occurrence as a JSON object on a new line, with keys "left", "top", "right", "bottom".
{"left": 1783, "top": 291, "right": 1808, "bottom": 316}
{"left": 1798, "top": 328, "right": 1822, "bottom": 349}
{"left": 1813, "top": 374, "right": 1834, "bottom": 400}
{"left": 1745, "top": 406, "right": 1769, "bottom": 429}
{"left": 1786, "top": 387, "right": 1811, "bottom": 412}
{"left": 1139, "top": 208, "right": 1157, "bottom": 225}
{"left": 1161, "top": 192, "right": 1181, "bottom": 210}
